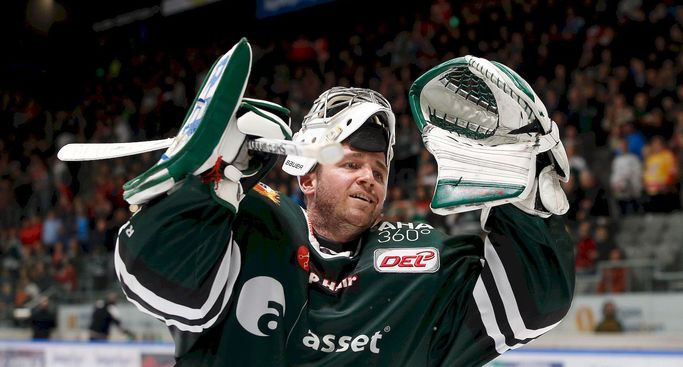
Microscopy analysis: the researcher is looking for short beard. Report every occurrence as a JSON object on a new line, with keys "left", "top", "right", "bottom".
{"left": 308, "top": 182, "right": 344, "bottom": 235}
{"left": 307, "top": 167, "right": 378, "bottom": 242}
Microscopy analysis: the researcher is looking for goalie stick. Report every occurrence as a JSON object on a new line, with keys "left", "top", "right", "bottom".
{"left": 57, "top": 137, "right": 344, "bottom": 165}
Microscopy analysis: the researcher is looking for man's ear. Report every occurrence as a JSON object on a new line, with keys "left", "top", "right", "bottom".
{"left": 299, "top": 172, "right": 316, "bottom": 196}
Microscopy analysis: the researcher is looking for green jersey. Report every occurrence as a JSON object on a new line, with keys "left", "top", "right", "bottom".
{"left": 115, "top": 176, "right": 574, "bottom": 366}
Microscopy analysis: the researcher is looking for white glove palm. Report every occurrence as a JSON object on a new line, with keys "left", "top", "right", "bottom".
{"left": 409, "top": 55, "right": 569, "bottom": 217}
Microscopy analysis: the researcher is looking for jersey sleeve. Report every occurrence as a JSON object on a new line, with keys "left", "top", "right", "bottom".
{"left": 114, "top": 175, "right": 242, "bottom": 338}
{"left": 431, "top": 204, "right": 575, "bottom": 366}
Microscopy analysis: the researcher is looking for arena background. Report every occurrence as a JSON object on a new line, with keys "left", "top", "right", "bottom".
{"left": 1, "top": 0, "right": 682, "bottom": 366}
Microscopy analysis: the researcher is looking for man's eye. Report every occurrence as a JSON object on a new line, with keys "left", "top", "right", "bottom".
{"left": 344, "top": 162, "right": 358, "bottom": 169}
{"left": 374, "top": 171, "right": 384, "bottom": 181}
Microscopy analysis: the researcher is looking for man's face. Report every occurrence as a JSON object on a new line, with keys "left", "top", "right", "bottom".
{"left": 304, "top": 145, "right": 388, "bottom": 233}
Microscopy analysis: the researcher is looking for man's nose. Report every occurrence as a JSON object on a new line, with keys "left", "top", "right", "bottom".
{"left": 356, "top": 165, "right": 374, "bottom": 186}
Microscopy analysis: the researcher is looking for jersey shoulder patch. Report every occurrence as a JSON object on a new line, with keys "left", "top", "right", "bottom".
{"left": 252, "top": 182, "right": 281, "bottom": 205}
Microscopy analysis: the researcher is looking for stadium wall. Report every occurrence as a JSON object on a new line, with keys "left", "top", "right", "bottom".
{"left": 0, "top": 293, "right": 681, "bottom": 366}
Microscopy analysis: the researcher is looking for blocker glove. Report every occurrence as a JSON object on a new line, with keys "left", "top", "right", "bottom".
{"left": 409, "top": 55, "right": 569, "bottom": 219}
{"left": 123, "top": 38, "right": 291, "bottom": 212}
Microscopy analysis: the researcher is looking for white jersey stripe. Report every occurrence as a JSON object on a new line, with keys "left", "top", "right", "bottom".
{"left": 114, "top": 221, "right": 241, "bottom": 324}
{"left": 483, "top": 236, "right": 561, "bottom": 339}
{"left": 472, "top": 277, "right": 512, "bottom": 354}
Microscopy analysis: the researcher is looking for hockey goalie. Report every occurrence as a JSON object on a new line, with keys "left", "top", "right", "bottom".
{"left": 113, "top": 38, "right": 574, "bottom": 366}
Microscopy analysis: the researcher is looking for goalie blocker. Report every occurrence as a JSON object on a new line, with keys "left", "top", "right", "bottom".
{"left": 122, "top": 38, "right": 292, "bottom": 212}
{"left": 409, "top": 55, "right": 570, "bottom": 220}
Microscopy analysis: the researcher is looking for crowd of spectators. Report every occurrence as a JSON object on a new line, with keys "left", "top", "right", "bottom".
{"left": 0, "top": 0, "right": 682, "bottom": 325}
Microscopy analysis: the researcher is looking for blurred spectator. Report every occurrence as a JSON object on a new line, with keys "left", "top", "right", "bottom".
{"left": 430, "top": 0, "right": 453, "bottom": 26}
{"left": 594, "top": 224, "right": 617, "bottom": 263}
{"left": 15, "top": 274, "right": 39, "bottom": 307}
{"left": 31, "top": 262, "right": 52, "bottom": 293}
{"left": 53, "top": 259, "right": 77, "bottom": 292}
{"left": 575, "top": 221, "right": 597, "bottom": 273}
{"left": 27, "top": 154, "right": 53, "bottom": 216}
{"left": 594, "top": 300, "right": 624, "bottom": 332}
{"left": 393, "top": 114, "right": 422, "bottom": 192}
{"left": 19, "top": 215, "right": 42, "bottom": 251}
{"left": 87, "top": 245, "right": 110, "bottom": 291}
{"left": 610, "top": 139, "right": 643, "bottom": 215}
{"left": 0, "top": 179, "right": 22, "bottom": 231}
{"left": 633, "top": 91, "right": 650, "bottom": 122}
{"left": 90, "top": 218, "right": 111, "bottom": 252}
{"left": 577, "top": 169, "right": 611, "bottom": 218}
{"left": 50, "top": 241, "right": 65, "bottom": 269}
{"left": 597, "top": 248, "right": 628, "bottom": 294}
{"left": 672, "top": 113, "right": 683, "bottom": 206}
{"left": 643, "top": 136, "right": 679, "bottom": 212}
{"left": 565, "top": 138, "right": 588, "bottom": 173}
{"left": 385, "top": 186, "right": 414, "bottom": 222}
{"left": 601, "top": 94, "right": 634, "bottom": 137}
{"left": 29, "top": 296, "right": 56, "bottom": 340}
{"left": 288, "top": 35, "right": 317, "bottom": 64}
{"left": 89, "top": 292, "right": 134, "bottom": 341}
{"left": 91, "top": 191, "right": 114, "bottom": 221}
{"left": 623, "top": 121, "right": 647, "bottom": 159}
{"left": 41, "top": 209, "right": 62, "bottom": 251}
{"left": 412, "top": 185, "right": 431, "bottom": 222}
{"left": 72, "top": 198, "right": 90, "bottom": 249}
{"left": 1, "top": 228, "right": 23, "bottom": 280}
{"left": 0, "top": 282, "right": 15, "bottom": 320}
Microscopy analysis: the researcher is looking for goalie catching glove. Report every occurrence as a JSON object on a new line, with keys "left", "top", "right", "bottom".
{"left": 409, "top": 55, "right": 569, "bottom": 218}
{"left": 123, "top": 38, "right": 292, "bottom": 212}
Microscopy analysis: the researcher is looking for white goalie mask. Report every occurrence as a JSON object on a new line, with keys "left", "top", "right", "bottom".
{"left": 282, "top": 87, "right": 396, "bottom": 176}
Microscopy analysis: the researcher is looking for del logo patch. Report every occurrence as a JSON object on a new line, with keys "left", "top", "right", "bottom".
{"left": 373, "top": 248, "right": 440, "bottom": 273}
